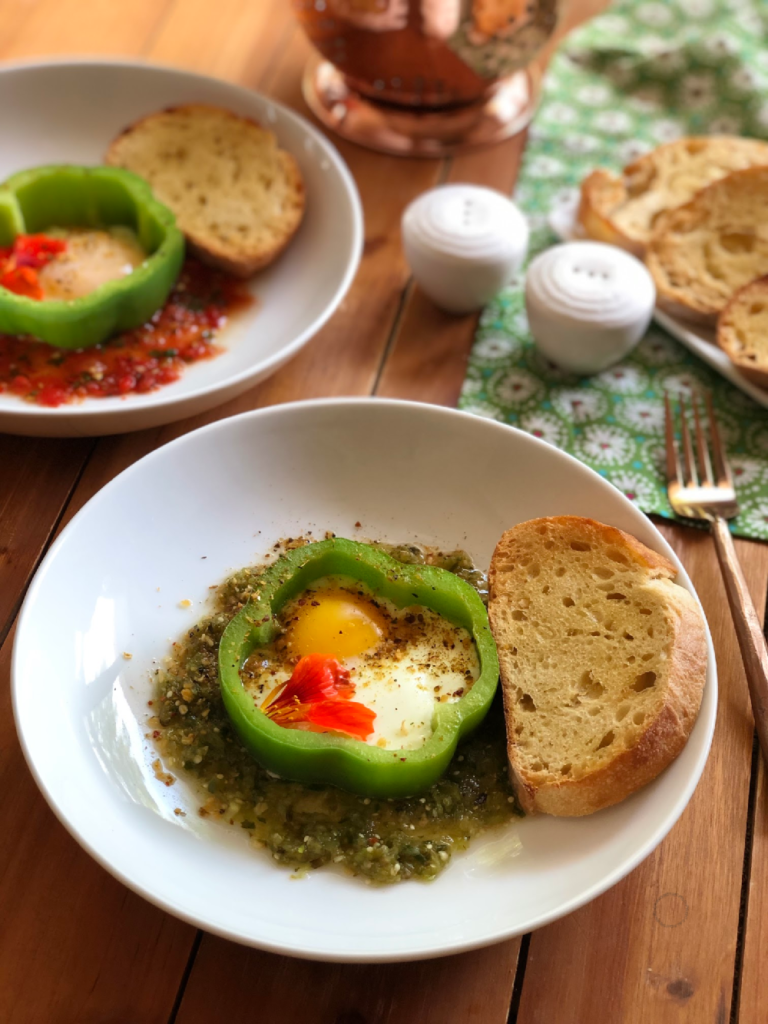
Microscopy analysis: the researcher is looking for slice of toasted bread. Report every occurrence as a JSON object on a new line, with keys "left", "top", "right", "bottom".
{"left": 578, "top": 137, "right": 768, "bottom": 257}
{"left": 646, "top": 165, "right": 768, "bottom": 325}
{"left": 105, "top": 104, "right": 305, "bottom": 277}
{"left": 488, "top": 516, "right": 707, "bottom": 817}
{"left": 578, "top": 168, "right": 641, "bottom": 254}
{"left": 717, "top": 275, "right": 768, "bottom": 388}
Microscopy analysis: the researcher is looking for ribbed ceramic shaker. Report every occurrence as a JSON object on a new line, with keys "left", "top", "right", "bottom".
{"left": 402, "top": 185, "right": 529, "bottom": 314}
{"left": 525, "top": 241, "right": 656, "bottom": 374}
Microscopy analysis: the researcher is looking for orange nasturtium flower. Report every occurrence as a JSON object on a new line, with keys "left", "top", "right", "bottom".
{"left": 262, "top": 653, "right": 376, "bottom": 741}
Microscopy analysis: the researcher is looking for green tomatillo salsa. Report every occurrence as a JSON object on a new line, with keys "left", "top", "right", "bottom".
{"left": 151, "top": 538, "right": 520, "bottom": 884}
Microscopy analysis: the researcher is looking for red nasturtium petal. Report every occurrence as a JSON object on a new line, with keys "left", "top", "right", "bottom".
{"left": 262, "top": 653, "right": 375, "bottom": 740}
{"left": 304, "top": 699, "right": 376, "bottom": 741}
{"left": 1, "top": 266, "right": 43, "bottom": 300}
{"left": 263, "top": 653, "right": 354, "bottom": 712}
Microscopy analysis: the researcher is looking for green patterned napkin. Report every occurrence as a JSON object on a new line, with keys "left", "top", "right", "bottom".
{"left": 459, "top": 0, "right": 768, "bottom": 540}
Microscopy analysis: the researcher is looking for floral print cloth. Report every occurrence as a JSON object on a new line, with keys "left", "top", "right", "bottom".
{"left": 459, "top": 0, "right": 768, "bottom": 539}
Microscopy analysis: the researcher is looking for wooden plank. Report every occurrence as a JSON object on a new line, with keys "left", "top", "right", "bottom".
{"left": 0, "top": 0, "right": 172, "bottom": 58}
{"left": 0, "top": 624, "right": 197, "bottom": 1024}
{"left": 735, "top": 757, "right": 765, "bottom": 1023}
{"left": 0, "top": 436, "right": 93, "bottom": 644}
{"left": 0, "top": 0, "right": 43, "bottom": 54}
{"left": 513, "top": 526, "right": 765, "bottom": 1024}
{"left": 174, "top": 937, "right": 520, "bottom": 1024}
{"left": 147, "top": 0, "right": 294, "bottom": 81}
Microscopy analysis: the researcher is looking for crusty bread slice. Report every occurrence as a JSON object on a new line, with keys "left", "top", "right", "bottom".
{"left": 488, "top": 516, "right": 707, "bottom": 817}
{"left": 717, "top": 275, "right": 768, "bottom": 388}
{"left": 578, "top": 137, "right": 768, "bottom": 257}
{"left": 646, "top": 165, "right": 768, "bottom": 325}
{"left": 105, "top": 104, "right": 305, "bottom": 277}
{"left": 578, "top": 169, "right": 639, "bottom": 253}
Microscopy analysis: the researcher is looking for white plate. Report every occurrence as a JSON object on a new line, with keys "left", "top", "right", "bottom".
{"left": 0, "top": 61, "right": 363, "bottom": 437}
{"left": 12, "top": 399, "right": 716, "bottom": 961}
{"left": 548, "top": 194, "right": 768, "bottom": 409}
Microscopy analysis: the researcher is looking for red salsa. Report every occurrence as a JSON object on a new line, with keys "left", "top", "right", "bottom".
{"left": 0, "top": 259, "right": 252, "bottom": 407}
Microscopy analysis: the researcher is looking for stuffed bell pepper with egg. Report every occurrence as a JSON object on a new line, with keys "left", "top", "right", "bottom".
{"left": 0, "top": 165, "right": 184, "bottom": 347}
{"left": 218, "top": 538, "right": 500, "bottom": 798}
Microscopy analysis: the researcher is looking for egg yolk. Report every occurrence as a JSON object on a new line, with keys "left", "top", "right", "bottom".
{"left": 287, "top": 590, "right": 386, "bottom": 660}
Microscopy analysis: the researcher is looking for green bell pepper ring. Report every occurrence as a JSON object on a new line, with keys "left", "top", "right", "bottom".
{"left": 0, "top": 165, "right": 184, "bottom": 348}
{"left": 218, "top": 538, "right": 500, "bottom": 799}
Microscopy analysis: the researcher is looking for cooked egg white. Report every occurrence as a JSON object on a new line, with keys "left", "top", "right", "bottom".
{"left": 241, "top": 576, "right": 480, "bottom": 750}
{"left": 38, "top": 226, "right": 146, "bottom": 300}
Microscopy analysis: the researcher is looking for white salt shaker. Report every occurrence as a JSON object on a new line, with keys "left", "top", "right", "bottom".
{"left": 402, "top": 185, "right": 529, "bottom": 314}
{"left": 525, "top": 241, "right": 655, "bottom": 374}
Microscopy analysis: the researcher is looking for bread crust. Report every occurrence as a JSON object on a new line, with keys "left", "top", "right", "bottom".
{"left": 577, "top": 169, "right": 645, "bottom": 257}
{"left": 717, "top": 275, "right": 768, "bottom": 389}
{"left": 647, "top": 165, "right": 768, "bottom": 325}
{"left": 489, "top": 516, "right": 708, "bottom": 817}
{"left": 650, "top": 289, "right": 718, "bottom": 328}
{"left": 105, "top": 104, "right": 305, "bottom": 278}
{"left": 578, "top": 137, "right": 768, "bottom": 262}
{"left": 645, "top": 204, "right": 720, "bottom": 325}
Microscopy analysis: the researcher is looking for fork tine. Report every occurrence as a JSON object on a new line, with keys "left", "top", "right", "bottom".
{"left": 693, "top": 395, "right": 714, "bottom": 486}
{"left": 679, "top": 393, "right": 698, "bottom": 487}
{"left": 705, "top": 393, "right": 733, "bottom": 487}
{"left": 664, "top": 392, "right": 680, "bottom": 485}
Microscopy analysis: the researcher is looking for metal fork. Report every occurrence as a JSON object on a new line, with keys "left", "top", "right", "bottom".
{"left": 665, "top": 392, "right": 768, "bottom": 762}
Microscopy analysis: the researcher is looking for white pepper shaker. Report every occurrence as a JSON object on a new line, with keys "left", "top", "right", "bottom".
{"left": 525, "top": 241, "right": 656, "bottom": 374}
{"left": 402, "top": 184, "right": 529, "bottom": 314}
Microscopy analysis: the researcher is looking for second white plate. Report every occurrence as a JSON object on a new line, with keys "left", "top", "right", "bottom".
{"left": 0, "top": 60, "right": 363, "bottom": 437}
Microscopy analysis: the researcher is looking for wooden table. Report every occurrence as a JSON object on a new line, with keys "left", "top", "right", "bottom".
{"left": 2, "top": 1, "right": 768, "bottom": 1021}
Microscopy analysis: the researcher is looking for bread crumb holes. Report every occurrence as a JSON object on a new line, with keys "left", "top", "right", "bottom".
{"left": 632, "top": 671, "right": 657, "bottom": 692}
{"left": 597, "top": 730, "right": 615, "bottom": 750}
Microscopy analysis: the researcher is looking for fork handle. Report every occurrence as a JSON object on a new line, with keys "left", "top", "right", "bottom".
{"left": 711, "top": 516, "right": 768, "bottom": 762}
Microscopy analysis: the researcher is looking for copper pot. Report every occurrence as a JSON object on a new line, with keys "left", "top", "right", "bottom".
{"left": 294, "top": 0, "right": 561, "bottom": 155}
